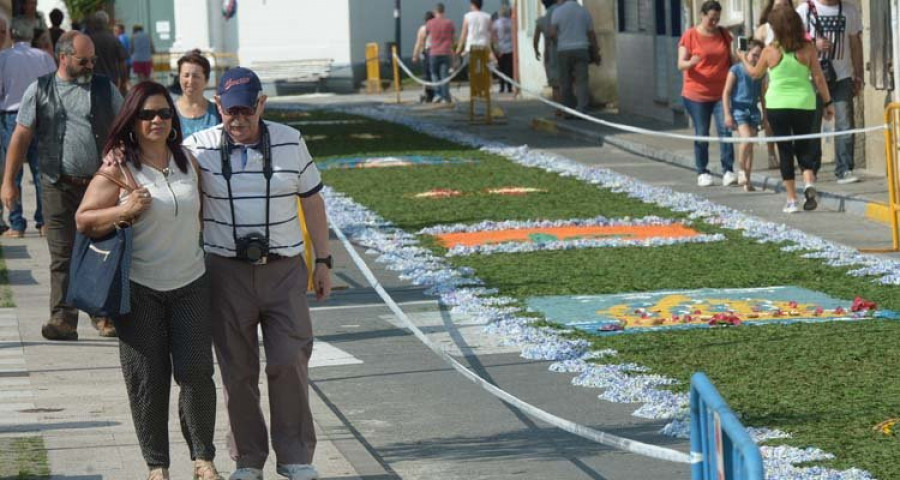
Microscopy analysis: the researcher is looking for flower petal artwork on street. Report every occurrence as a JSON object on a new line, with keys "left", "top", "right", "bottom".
{"left": 485, "top": 187, "right": 548, "bottom": 196}
{"left": 526, "top": 287, "right": 897, "bottom": 335}
{"left": 410, "top": 186, "right": 547, "bottom": 199}
{"left": 412, "top": 189, "right": 464, "bottom": 199}
{"left": 318, "top": 155, "right": 477, "bottom": 170}
{"left": 421, "top": 217, "right": 724, "bottom": 256}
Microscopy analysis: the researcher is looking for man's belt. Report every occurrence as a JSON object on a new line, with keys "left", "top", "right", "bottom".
{"left": 226, "top": 252, "right": 293, "bottom": 265}
{"left": 57, "top": 174, "right": 92, "bottom": 186}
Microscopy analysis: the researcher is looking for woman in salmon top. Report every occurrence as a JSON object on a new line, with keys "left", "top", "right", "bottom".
{"left": 677, "top": 0, "right": 736, "bottom": 188}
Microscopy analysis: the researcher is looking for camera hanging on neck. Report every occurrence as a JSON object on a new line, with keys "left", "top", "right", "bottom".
{"left": 219, "top": 121, "right": 274, "bottom": 263}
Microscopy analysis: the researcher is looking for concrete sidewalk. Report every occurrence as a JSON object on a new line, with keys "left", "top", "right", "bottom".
{"left": 0, "top": 199, "right": 367, "bottom": 478}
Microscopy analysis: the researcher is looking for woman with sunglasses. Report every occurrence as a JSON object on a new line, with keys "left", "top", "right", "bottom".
{"left": 75, "top": 81, "right": 222, "bottom": 480}
{"left": 175, "top": 50, "right": 221, "bottom": 137}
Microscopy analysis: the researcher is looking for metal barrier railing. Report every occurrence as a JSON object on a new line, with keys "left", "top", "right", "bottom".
{"left": 690, "top": 372, "right": 764, "bottom": 480}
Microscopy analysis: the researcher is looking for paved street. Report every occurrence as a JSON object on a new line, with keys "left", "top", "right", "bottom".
{"left": 0, "top": 89, "right": 896, "bottom": 479}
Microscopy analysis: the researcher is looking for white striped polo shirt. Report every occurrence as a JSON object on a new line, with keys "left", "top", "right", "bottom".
{"left": 183, "top": 121, "right": 323, "bottom": 258}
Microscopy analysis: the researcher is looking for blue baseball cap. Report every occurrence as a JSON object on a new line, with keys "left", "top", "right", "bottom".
{"left": 217, "top": 67, "right": 262, "bottom": 110}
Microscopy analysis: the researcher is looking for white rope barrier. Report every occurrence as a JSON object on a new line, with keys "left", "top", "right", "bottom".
{"left": 329, "top": 217, "right": 696, "bottom": 465}
{"left": 484, "top": 64, "right": 887, "bottom": 145}
{"left": 393, "top": 53, "right": 469, "bottom": 88}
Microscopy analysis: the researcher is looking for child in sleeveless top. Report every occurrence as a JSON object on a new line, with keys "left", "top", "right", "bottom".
{"left": 723, "top": 39, "right": 767, "bottom": 192}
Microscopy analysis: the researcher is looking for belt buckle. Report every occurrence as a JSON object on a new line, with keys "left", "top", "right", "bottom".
{"left": 251, "top": 256, "right": 268, "bottom": 266}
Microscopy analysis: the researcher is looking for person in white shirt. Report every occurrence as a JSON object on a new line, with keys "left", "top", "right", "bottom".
{"left": 183, "top": 67, "right": 332, "bottom": 480}
{"left": 492, "top": 4, "right": 514, "bottom": 93}
{"left": 456, "top": 0, "right": 494, "bottom": 59}
{"left": 796, "top": 0, "right": 864, "bottom": 184}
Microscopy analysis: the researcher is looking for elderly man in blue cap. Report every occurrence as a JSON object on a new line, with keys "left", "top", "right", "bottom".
{"left": 183, "top": 67, "right": 332, "bottom": 480}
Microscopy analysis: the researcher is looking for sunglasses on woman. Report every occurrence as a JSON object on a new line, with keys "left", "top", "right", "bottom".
{"left": 137, "top": 108, "right": 175, "bottom": 121}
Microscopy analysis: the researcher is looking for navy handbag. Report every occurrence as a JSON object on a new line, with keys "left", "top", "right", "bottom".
{"left": 65, "top": 168, "right": 136, "bottom": 317}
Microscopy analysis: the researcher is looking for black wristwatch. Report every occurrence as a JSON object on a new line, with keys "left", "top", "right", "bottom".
{"left": 823, "top": 99, "right": 834, "bottom": 107}
{"left": 315, "top": 255, "right": 333, "bottom": 269}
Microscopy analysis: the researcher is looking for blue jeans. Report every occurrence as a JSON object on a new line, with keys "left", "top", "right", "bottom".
{"left": 811, "top": 77, "right": 854, "bottom": 177}
{"left": 2, "top": 112, "right": 42, "bottom": 231}
{"left": 429, "top": 54, "right": 452, "bottom": 102}
{"left": 682, "top": 97, "right": 735, "bottom": 175}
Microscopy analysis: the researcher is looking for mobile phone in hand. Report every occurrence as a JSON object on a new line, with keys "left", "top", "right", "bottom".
{"left": 737, "top": 36, "right": 749, "bottom": 51}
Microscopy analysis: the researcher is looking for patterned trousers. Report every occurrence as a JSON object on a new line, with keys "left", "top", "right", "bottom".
{"left": 115, "top": 275, "right": 217, "bottom": 468}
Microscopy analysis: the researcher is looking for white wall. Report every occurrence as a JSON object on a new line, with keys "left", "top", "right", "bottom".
{"left": 235, "top": 0, "right": 352, "bottom": 66}
{"left": 517, "top": 0, "right": 548, "bottom": 93}
{"left": 171, "top": 0, "right": 212, "bottom": 52}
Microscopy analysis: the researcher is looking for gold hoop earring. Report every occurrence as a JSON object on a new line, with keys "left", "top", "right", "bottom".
{"left": 129, "top": 131, "right": 136, "bottom": 143}
{"left": 168, "top": 128, "right": 177, "bottom": 141}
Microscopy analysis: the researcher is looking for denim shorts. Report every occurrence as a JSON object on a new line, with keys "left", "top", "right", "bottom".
{"left": 732, "top": 104, "right": 762, "bottom": 127}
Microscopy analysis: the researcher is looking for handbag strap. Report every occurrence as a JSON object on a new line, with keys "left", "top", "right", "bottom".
{"left": 94, "top": 163, "right": 139, "bottom": 193}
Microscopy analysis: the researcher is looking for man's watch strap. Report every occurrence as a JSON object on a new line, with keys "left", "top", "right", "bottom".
{"left": 315, "top": 255, "right": 333, "bottom": 269}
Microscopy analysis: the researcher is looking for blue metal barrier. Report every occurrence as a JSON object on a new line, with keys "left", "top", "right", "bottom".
{"left": 690, "top": 372, "right": 765, "bottom": 480}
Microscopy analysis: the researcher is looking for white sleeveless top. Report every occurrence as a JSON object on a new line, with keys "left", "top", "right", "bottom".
{"left": 465, "top": 11, "right": 493, "bottom": 52}
{"left": 118, "top": 153, "right": 205, "bottom": 291}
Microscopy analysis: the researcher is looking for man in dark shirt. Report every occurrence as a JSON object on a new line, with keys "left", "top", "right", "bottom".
{"left": 86, "top": 11, "right": 127, "bottom": 92}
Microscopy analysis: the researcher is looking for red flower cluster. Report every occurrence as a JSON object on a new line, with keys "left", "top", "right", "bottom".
{"left": 709, "top": 312, "right": 742, "bottom": 327}
{"left": 850, "top": 296, "right": 877, "bottom": 312}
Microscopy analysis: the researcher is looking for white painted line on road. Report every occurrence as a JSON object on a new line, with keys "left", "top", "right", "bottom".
{"left": 0, "top": 378, "right": 30, "bottom": 387}
{"left": 310, "top": 341, "right": 364, "bottom": 368}
{"left": 310, "top": 299, "right": 438, "bottom": 312}
{"left": 0, "top": 390, "right": 33, "bottom": 399}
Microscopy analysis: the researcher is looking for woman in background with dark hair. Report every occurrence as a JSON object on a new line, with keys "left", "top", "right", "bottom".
{"left": 412, "top": 11, "right": 436, "bottom": 103}
{"left": 753, "top": 0, "right": 794, "bottom": 169}
{"left": 175, "top": 49, "right": 221, "bottom": 136}
{"left": 75, "top": 81, "right": 221, "bottom": 480}
{"left": 743, "top": 7, "right": 834, "bottom": 213}
{"left": 677, "top": 0, "right": 736, "bottom": 188}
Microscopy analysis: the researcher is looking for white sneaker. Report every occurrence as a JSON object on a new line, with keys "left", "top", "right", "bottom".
{"left": 276, "top": 464, "right": 319, "bottom": 480}
{"left": 803, "top": 184, "right": 818, "bottom": 211}
{"left": 697, "top": 173, "right": 714, "bottom": 187}
{"left": 228, "top": 468, "right": 263, "bottom": 480}
{"left": 782, "top": 200, "right": 801, "bottom": 214}
{"left": 836, "top": 171, "right": 859, "bottom": 184}
{"left": 737, "top": 171, "right": 748, "bottom": 186}
{"left": 722, "top": 171, "right": 737, "bottom": 187}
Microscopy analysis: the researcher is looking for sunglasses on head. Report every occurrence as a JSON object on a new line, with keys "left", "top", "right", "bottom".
{"left": 71, "top": 55, "right": 98, "bottom": 67}
{"left": 224, "top": 104, "right": 258, "bottom": 117}
{"left": 137, "top": 108, "right": 174, "bottom": 121}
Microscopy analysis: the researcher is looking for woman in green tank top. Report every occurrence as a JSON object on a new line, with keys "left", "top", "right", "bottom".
{"left": 741, "top": 7, "right": 835, "bottom": 214}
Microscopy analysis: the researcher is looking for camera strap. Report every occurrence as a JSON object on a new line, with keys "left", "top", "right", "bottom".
{"left": 219, "top": 121, "right": 274, "bottom": 252}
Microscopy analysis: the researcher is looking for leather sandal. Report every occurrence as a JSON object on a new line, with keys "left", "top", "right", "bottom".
{"left": 194, "top": 460, "right": 223, "bottom": 480}
{"left": 147, "top": 468, "right": 170, "bottom": 480}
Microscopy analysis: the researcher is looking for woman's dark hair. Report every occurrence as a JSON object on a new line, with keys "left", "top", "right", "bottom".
{"left": 49, "top": 8, "right": 64, "bottom": 26}
{"left": 700, "top": 0, "right": 722, "bottom": 14}
{"left": 103, "top": 81, "right": 188, "bottom": 174}
{"left": 424, "top": 11, "right": 434, "bottom": 22}
{"left": 541, "top": 0, "right": 555, "bottom": 8}
{"left": 768, "top": 7, "right": 807, "bottom": 52}
{"left": 471, "top": 0, "right": 483, "bottom": 9}
{"left": 759, "top": 0, "right": 779, "bottom": 26}
{"left": 747, "top": 38, "right": 765, "bottom": 51}
{"left": 177, "top": 49, "right": 211, "bottom": 80}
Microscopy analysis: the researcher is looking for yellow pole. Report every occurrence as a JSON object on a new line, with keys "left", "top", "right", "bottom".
{"left": 392, "top": 45, "right": 401, "bottom": 104}
{"left": 297, "top": 198, "right": 315, "bottom": 291}
{"left": 886, "top": 105, "right": 900, "bottom": 250}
